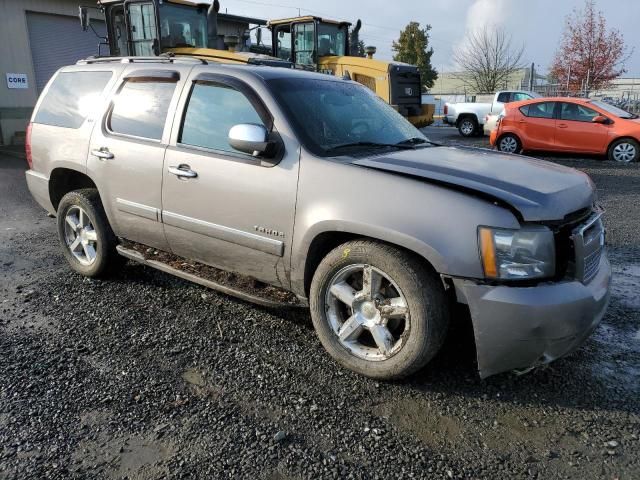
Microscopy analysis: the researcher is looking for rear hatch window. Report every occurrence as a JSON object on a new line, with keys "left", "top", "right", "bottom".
{"left": 34, "top": 71, "right": 113, "bottom": 128}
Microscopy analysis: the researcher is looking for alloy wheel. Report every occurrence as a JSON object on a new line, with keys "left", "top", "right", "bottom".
{"left": 612, "top": 142, "right": 636, "bottom": 163}
{"left": 325, "top": 264, "right": 410, "bottom": 361}
{"left": 63, "top": 206, "right": 98, "bottom": 266}
{"left": 460, "top": 120, "right": 475, "bottom": 136}
{"left": 499, "top": 136, "right": 518, "bottom": 153}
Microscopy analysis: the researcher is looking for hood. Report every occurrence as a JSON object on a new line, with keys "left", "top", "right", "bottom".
{"left": 352, "top": 146, "right": 594, "bottom": 222}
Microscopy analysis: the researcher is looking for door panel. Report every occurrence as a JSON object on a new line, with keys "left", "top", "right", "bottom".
{"left": 87, "top": 69, "right": 184, "bottom": 251}
{"left": 161, "top": 80, "right": 299, "bottom": 287}
{"left": 554, "top": 103, "right": 610, "bottom": 153}
{"left": 518, "top": 101, "right": 557, "bottom": 150}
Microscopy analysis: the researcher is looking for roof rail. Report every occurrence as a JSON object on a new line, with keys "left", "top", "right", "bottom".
{"left": 77, "top": 55, "right": 208, "bottom": 65}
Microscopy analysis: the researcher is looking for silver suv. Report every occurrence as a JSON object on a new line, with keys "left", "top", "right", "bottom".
{"left": 26, "top": 57, "right": 611, "bottom": 379}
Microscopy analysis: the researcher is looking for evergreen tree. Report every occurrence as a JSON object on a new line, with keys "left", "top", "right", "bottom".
{"left": 392, "top": 22, "right": 438, "bottom": 89}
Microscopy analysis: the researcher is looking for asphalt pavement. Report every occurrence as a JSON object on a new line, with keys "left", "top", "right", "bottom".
{"left": 1, "top": 142, "right": 639, "bottom": 479}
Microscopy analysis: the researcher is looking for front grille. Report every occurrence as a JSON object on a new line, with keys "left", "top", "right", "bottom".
{"left": 571, "top": 211, "right": 605, "bottom": 284}
{"left": 583, "top": 248, "right": 602, "bottom": 283}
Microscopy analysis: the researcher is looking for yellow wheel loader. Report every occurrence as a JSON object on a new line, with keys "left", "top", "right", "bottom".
{"left": 80, "top": 0, "right": 433, "bottom": 126}
{"left": 268, "top": 16, "right": 434, "bottom": 127}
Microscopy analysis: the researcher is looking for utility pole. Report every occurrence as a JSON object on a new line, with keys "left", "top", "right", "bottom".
{"left": 529, "top": 62, "right": 534, "bottom": 91}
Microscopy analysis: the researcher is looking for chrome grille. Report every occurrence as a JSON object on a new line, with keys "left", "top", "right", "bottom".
{"left": 571, "top": 211, "right": 605, "bottom": 284}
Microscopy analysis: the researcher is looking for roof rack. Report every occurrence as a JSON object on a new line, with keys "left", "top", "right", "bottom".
{"left": 77, "top": 54, "right": 208, "bottom": 65}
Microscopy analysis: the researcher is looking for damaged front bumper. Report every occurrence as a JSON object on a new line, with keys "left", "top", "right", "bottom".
{"left": 453, "top": 254, "right": 612, "bottom": 379}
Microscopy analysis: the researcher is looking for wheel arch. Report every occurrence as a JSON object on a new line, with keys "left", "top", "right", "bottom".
{"left": 607, "top": 136, "right": 639, "bottom": 155}
{"left": 456, "top": 113, "right": 479, "bottom": 127}
{"left": 496, "top": 131, "right": 523, "bottom": 150}
{"left": 299, "top": 227, "right": 446, "bottom": 299}
{"left": 49, "top": 167, "right": 98, "bottom": 211}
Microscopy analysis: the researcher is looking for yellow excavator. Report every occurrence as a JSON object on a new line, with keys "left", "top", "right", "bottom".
{"left": 80, "top": 0, "right": 434, "bottom": 126}
{"left": 267, "top": 16, "right": 434, "bottom": 127}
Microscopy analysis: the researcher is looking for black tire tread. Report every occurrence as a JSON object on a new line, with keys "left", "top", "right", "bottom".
{"left": 56, "top": 188, "right": 124, "bottom": 278}
{"left": 309, "top": 239, "right": 449, "bottom": 380}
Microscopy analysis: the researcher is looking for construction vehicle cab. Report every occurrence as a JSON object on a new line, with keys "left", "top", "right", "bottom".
{"left": 268, "top": 16, "right": 434, "bottom": 127}
{"left": 269, "top": 16, "right": 349, "bottom": 67}
{"left": 80, "top": 0, "right": 292, "bottom": 66}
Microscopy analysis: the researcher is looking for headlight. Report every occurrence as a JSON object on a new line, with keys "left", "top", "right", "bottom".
{"left": 478, "top": 226, "right": 555, "bottom": 280}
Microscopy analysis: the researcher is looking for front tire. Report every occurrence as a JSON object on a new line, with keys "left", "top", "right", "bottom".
{"left": 56, "top": 189, "right": 123, "bottom": 278}
{"left": 309, "top": 240, "right": 449, "bottom": 380}
{"left": 497, "top": 133, "right": 522, "bottom": 154}
{"left": 608, "top": 138, "right": 639, "bottom": 163}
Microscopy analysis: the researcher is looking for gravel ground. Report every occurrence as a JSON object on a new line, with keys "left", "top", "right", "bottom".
{"left": 1, "top": 140, "right": 639, "bottom": 479}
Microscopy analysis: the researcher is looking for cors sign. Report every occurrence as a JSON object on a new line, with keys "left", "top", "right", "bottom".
{"left": 6, "top": 73, "right": 29, "bottom": 89}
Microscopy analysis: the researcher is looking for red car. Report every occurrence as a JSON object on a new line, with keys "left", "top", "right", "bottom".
{"left": 490, "top": 97, "right": 640, "bottom": 163}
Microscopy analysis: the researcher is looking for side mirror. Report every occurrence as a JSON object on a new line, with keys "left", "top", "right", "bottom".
{"left": 229, "top": 124, "right": 275, "bottom": 157}
{"left": 256, "top": 27, "right": 262, "bottom": 46}
{"left": 592, "top": 115, "right": 609, "bottom": 124}
{"left": 79, "top": 6, "right": 90, "bottom": 31}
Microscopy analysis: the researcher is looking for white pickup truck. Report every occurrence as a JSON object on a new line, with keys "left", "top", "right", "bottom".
{"left": 444, "top": 91, "right": 540, "bottom": 137}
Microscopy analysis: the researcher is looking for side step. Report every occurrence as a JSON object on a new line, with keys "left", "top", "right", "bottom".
{"left": 116, "top": 245, "right": 305, "bottom": 309}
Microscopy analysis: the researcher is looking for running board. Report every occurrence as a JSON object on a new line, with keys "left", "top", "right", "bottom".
{"left": 116, "top": 245, "right": 305, "bottom": 309}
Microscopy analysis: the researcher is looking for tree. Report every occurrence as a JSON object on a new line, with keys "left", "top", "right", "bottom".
{"left": 550, "top": 0, "right": 630, "bottom": 94}
{"left": 392, "top": 22, "right": 438, "bottom": 90}
{"left": 350, "top": 34, "right": 366, "bottom": 57}
{"left": 452, "top": 27, "right": 524, "bottom": 93}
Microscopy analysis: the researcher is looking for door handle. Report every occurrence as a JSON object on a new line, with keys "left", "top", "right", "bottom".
{"left": 558, "top": 123, "right": 568, "bottom": 128}
{"left": 91, "top": 147, "right": 114, "bottom": 160}
{"left": 168, "top": 164, "right": 198, "bottom": 179}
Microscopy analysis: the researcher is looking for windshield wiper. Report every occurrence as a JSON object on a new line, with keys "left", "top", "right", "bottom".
{"left": 325, "top": 141, "right": 417, "bottom": 154}
{"left": 395, "top": 137, "right": 441, "bottom": 147}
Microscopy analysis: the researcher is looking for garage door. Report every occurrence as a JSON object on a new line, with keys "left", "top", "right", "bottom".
{"left": 26, "top": 12, "right": 107, "bottom": 93}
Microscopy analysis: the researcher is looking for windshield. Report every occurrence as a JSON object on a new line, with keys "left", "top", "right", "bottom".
{"left": 159, "top": 3, "right": 207, "bottom": 49}
{"left": 317, "top": 23, "right": 347, "bottom": 56}
{"left": 591, "top": 100, "right": 638, "bottom": 119}
{"left": 268, "top": 78, "right": 429, "bottom": 156}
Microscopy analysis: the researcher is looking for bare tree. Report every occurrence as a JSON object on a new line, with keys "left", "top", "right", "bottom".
{"left": 452, "top": 27, "right": 525, "bottom": 93}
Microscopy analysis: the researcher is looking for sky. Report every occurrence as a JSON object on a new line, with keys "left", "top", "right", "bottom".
{"left": 219, "top": 0, "right": 640, "bottom": 77}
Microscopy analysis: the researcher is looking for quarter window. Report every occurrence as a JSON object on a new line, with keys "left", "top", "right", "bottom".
{"left": 180, "top": 82, "right": 265, "bottom": 154}
{"left": 560, "top": 103, "right": 600, "bottom": 122}
{"left": 34, "top": 71, "right": 113, "bottom": 129}
{"left": 522, "top": 101, "right": 556, "bottom": 119}
{"left": 108, "top": 80, "right": 177, "bottom": 140}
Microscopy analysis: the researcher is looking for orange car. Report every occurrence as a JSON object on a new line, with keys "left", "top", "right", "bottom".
{"left": 490, "top": 97, "right": 640, "bottom": 163}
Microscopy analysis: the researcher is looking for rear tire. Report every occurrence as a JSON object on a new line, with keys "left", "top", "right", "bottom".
{"left": 309, "top": 240, "right": 449, "bottom": 380}
{"left": 458, "top": 117, "right": 478, "bottom": 137}
{"left": 496, "top": 133, "right": 522, "bottom": 154}
{"left": 56, "top": 189, "right": 124, "bottom": 278}
{"left": 608, "top": 138, "right": 639, "bottom": 163}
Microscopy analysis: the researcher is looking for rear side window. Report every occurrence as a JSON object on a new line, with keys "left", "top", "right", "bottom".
{"left": 179, "top": 82, "right": 265, "bottom": 154}
{"left": 34, "top": 71, "right": 113, "bottom": 128}
{"left": 496, "top": 92, "right": 510, "bottom": 103}
{"left": 108, "top": 80, "right": 177, "bottom": 140}
{"left": 522, "top": 102, "right": 555, "bottom": 119}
